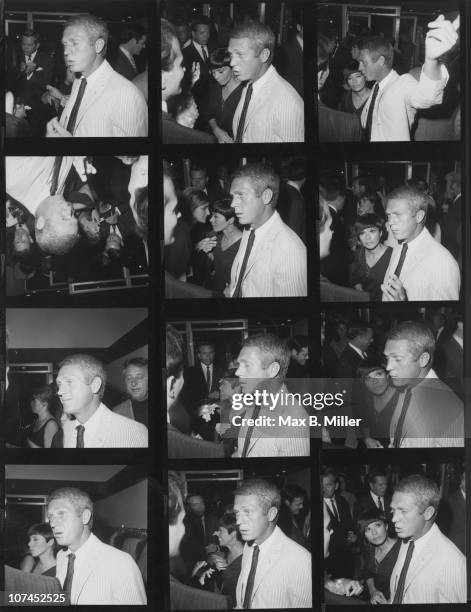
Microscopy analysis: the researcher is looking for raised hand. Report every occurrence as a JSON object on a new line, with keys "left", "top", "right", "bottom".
{"left": 425, "top": 15, "right": 459, "bottom": 61}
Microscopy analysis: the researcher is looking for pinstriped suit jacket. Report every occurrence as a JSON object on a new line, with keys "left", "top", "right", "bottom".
{"left": 236, "top": 526, "right": 312, "bottom": 608}
{"left": 389, "top": 524, "right": 466, "bottom": 603}
{"left": 59, "top": 60, "right": 147, "bottom": 137}
{"left": 56, "top": 534, "right": 146, "bottom": 605}
{"left": 229, "top": 212, "right": 307, "bottom": 297}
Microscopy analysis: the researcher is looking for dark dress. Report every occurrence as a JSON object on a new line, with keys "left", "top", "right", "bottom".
{"left": 212, "top": 236, "right": 241, "bottom": 295}
{"left": 27, "top": 418, "right": 58, "bottom": 448}
{"left": 203, "top": 82, "right": 244, "bottom": 138}
{"left": 350, "top": 246, "right": 393, "bottom": 301}
{"left": 338, "top": 90, "right": 370, "bottom": 117}
{"left": 221, "top": 555, "right": 242, "bottom": 608}
{"left": 32, "top": 559, "right": 56, "bottom": 578}
{"left": 362, "top": 539, "right": 401, "bottom": 600}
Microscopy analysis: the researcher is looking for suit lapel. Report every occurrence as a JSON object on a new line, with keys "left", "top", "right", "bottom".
{"left": 251, "top": 528, "right": 284, "bottom": 599}
{"left": 72, "top": 536, "right": 99, "bottom": 604}
{"left": 243, "top": 215, "right": 279, "bottom": 278}
{"left": 403, "top": 533, "right": 436, "bottom": 593}
{"left": 73, "top": 63, "right": 110, "bottom": 131}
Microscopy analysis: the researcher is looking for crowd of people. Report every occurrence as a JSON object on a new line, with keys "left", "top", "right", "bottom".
{"left": 169, "top": 474, "right": 312, "bottom": 609}
{"left": 5, "top": 487, "right": 147, "bottom": 604}
{"left": 164, "top": 159, "right": 307, "bottom": 298}
{"left": 6, "top": 155, "right": 148, "bottom": 296}
{"left": 166, "top": 325, "right": 310, "bottom": 458}
{"left": 161, "top": 10, "right": 304, "bottom": 143}
{"left": 320, "top": 309, "right": 464, "bottom": 448}
{"left": 319, "top": 168, "right": 462, "bottom": 301}
{"left": 323, "top": 466, "right": 466, "bottom": 604}
{"left": 6, "top": 15, "right": 148, "bottom": 137}
{"left": 317, "top": 13, "right": 460, "bottom": 141}
{"left": 5, "top": 354, "right": 149, "bottom": 448}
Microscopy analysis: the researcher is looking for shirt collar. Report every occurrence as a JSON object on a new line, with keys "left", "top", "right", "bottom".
{"left": 378, "top": 68, "right": 397, "bottom": 91}
{"left": 348, "top": 342, "right": 365, "bottom": 359}
{"left": 79, "top": 58, "right": 108, "bottom": 86}
{"left": 119, "top": 45, "right": 135, "bottom": 66}
{"left": 453, "top": 333, "right": 463, "bottom": 349}
{"left": 66, "top": 532, "right": 93, "bottom": 560}
{"left": 251, "top": 64, "right": 275, "bottom": 91}
{"left": 26, "top": 50, "right": 38, "bottom": 61}
{"left": 250, "top": 209, "right": 278, "bottom": 240}
{"left": 408, "top": 521, "right": 437, "bottom": 552}
{"left": 249, "top": 524, "right": 278, "bottom": 554}
{"left": 402, "top": 225, "right": 429, "bottom": 251}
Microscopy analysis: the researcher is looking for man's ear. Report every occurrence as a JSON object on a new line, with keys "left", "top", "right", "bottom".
{"left": 261, "top": 188, "right": 273, "bottom": 206}
{"left": 90, "top": 376, "right": 102, "bottom": 395}
{"left": 423, "top": 505, "right": 435, "bottom": 522}
{"left": 266, "top": 361, "right": 280, "bottom": 378}
{"left": 95, "top": 37, "right": 105, "bottom": 55}
{"left": 81, "top": 508, "right": 92, "bottom": 525}
{"left": 416, "top": 209, "right": 426, "bottom": 224}
{"left": 418, "top": 351, "right": 431, "bottom": 368}
{"left": 260, "top": 47, "right": 270, "bottom": 64}
{"left": 267, "top": 506, "right": 278, "bottom": 522}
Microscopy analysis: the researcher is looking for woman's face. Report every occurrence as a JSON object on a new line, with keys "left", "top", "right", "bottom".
{"left": 347, "top": 71, "right": 366, "bottom": 92}
{"left": 359, "top": 226, "right": 381, "bottom": 250}
{"left": 193, "top": 203, "right": 209, "bottom": 224}
{"left": 31, "top": 398, "right": 45, "bottom": 415}
{"left": 364, "top": 368, "right": 389, "bottom": 395}
{"left": 211, "top": 65, "right": 233, "bottom": 87}
{"left": 210, "top": 211, "right": 231, "bottom": 233}
{"left": 216, "top": 526, "right": 233, "bottom": 547}
{"left": 319, "top": 210, "right": 333, "bottom": 259}
{"left": 364, "top": 520, "right": 388, "bottom": 546}
{"left": 28, "top": 534, "right": 52, "bottom": 558}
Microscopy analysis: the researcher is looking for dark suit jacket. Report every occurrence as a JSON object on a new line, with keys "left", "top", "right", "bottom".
{"left": 162, "top": 111, "right": 216, "bottom": 145}
{"left": 168, "top": 423, "right": 224, "bottom": 459}
{"left": 113, "top": 49, "right": 138, "bottom": 80}
{"left": 318, "top": 100, "right": 362, "bottom": 142}
{"left": 170, "top": 575, "right": 230, "bottom": 610}
{"left": 434, "top": 334, "right": 463, "bottom": 395}
{"left": 278, "top": 182, "right": 305, "bottom": 242}
{"left": 335, "top": 344, "right": 365, "bottom": 379}
{"left": 165, "top": 271, "right": 215, "bottom": 298}
{"left": 441, "top": 196, "right": 462, "bottom": 266}
{"left": 16, "top": 50, "right": 54, "bottom": 93}
{"left": 320, "top": 206, "right": 349, "bottom": 285}
{"left": 278, "top": 35, "right": 303, "bottom": 98}
{"left": 181, "top": 512, "right": 219, "bottom": 570}
{"left": 438, "top": 489, "right": 465, "bottom": 554}
{"left": 325, "top": 494, "right": 355, "bottom": 578}
{"left": 356, "top": 491, "right": 392, "bottom": 517}
{"left": 180, "top": 363, "right": 224, "bottom": 437}
{"left": 182, "top": 42, "right": 212, "bottom": 100}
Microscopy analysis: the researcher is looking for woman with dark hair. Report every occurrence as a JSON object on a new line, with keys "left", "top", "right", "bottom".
{"left": 350, "top": 214, "right": 392, "bottom": 301}
{"left": 203, "top": 48, "right": 244, "bottom": 143}
{"left": 26, "top": 384, "right": 59, "bottom": 449}
{"left": 20, "top": 523, "right": 57, "bottom": 577}
{"left": 181, "top": 187, "right": 214, "bottom": 288}
{"left": 210, "top": 512, "right": 244, "bottom": 606}
{"left": 208, "top": 197, "right": 242, "bottom": 295}
{"left": 338, "top": 60, "right": 371, "bottom": 117}
{"left": 358, "top": 509, "right": 400, "bottom": 604}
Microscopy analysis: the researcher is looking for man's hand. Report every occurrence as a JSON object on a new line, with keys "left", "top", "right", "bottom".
{"left": 370, "top": 589, "right": 388, "bottom": 604}
{"left": 381, "top": 274, "right": 407, "bottom": 301}
{"left": 425, "top": 15, "right": 459, "bottom": 62}
{"left": 45, "top": 84, "right": 64, "bottom": 101}
{"left": 191, "top": 61, "right": 201, "bottom": 86}
{"left": 46, "top": 117, "right": 72, "bottom": 137}
{"left": 25, "top": 62, "right": 37, "bottom": 76}
{"left": 325, "top": 578, "right": 363, "bottom": 597}
{"left": 364, "top": 437, "right": 384, "bottom": 449}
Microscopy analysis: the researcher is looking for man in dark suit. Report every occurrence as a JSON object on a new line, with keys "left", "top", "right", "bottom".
{"left": 161, "top": 19, "right": 216, "bottom": 144}
{"left": 15, "top": 30, "right": 54, "bottom": 135}
{"left": 320, "top": 179, "right": 350, "bottom": 286}
{"left": 180, "top": 341, "right": 223, "bottom": 439}
{"left": 180, "top": 494, "right": 219, "bottom": 573}
{"left": 182, "top": 17, "right": 213, "bottom": 116}
{"left": 441, "top": 171, "right": 462, "bottom": 268}
{"left": 190, "top": 165, "right": 225, "bottom": 202}
{"left": 357, "top": 470, "right": 391, "bottom": 517}
{"left": 278, "top": 157, "right": 306, "bottom": 242}
{"left": 166, "top": 325, "right": 223, "bottom": 459}
{"left": 169, "top": 473, "right": 229, "bottom": 610}
{"left": 277, "top": 9, "right": 304, "bottom": 98}
{"left": 322, "top": 468, "right": 356, "bottom": 578}
{"left": 114, "top": 23, "right": 147, "bottom": 81}
{"left": 438, "top": 469, "right": 465, "bottom": 554}
{"left": 434, "top": 315, "right": 463, "bottom": 396}
{"left": 336, "top": 322, "right": 373, "bottom": 379}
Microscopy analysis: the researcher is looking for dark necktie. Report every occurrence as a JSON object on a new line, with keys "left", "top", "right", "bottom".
{"left": 365, "top": 82, "right": 379, "bottom": 141}
{"left": 330, "top": 498, "right": 340, "bottom": 522}
{"left": 241, "top": 404, "right": 261, "bottom": 458}
{"left": 63, "top": 552, "right": 76, "bottom": 605}
{"left": 392, "top": 541, "right": 415, "bottom": 603}
{"left": 233, "top": 230, "right": 255, "bottom": 298}
{"left": 378, "top": 497, "right": 384, "bottom": 512}
{"left": 243, "top": 544, "right": 260, "bottom": 609}
{"left": 205, "top": 365, "right": 212, "bottom": 393}
{"left": 235, "top": 83, "right": 253, "bottom": 143}
{"left": 393, "top": 243, "right": 408, "bottom": 278}
{"left": 201, "top": 46, "right": 208, "bottom": 62}
{"left": 50, "top": 78, "right": 87, "bottom": 194}
{"left": 393, "top": 388, "right": 412, "bottom": 448}
{"left": 75, "top": 425, "right": 85, "bottom": 449}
